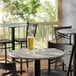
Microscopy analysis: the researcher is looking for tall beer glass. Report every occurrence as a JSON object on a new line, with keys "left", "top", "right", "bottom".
{"left": 27, "top": 36, "right": 34, "bottom": 51}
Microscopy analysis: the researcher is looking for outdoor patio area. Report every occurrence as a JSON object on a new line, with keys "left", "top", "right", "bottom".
{"left": 0, "top": 0, "right": 75, "bottom": 76}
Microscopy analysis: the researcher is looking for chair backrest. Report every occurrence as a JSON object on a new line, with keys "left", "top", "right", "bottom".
{"left": 54, "top": 26, "right": 72, "bottom": 44}
{"left": 48, "top": 41, "right": 74, "bottom": 76}
{"left": 26, "top": 23, "right": 37, "bottom": 38}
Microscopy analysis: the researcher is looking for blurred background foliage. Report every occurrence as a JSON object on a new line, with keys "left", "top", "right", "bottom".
{"left": 1, "top": 0, "right": 56, "bottom": 23}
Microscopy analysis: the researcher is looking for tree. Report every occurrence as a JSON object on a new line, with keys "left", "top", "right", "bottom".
{"left": 35, "top": 0, "right": 56, "bottom": 22}
{"left": 43, "top": 1, "right": 56, "bottom": 22}
{"left": 2, "top": 0, "right": 41, "bottom": 22}
{"left": 2, "top": 0, "right": 56, "bottom": 22}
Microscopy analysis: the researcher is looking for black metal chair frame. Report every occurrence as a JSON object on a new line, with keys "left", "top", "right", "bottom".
{"left": 0, "top": 41, "right": 18, "bottom": 76}
{"left": 0, "top": 39, "right": 12, "bottom": 63}
{"left": 15, "top": 22, "right": 37, "bottom": 74}
{"left": 48, "top": 41, "right": 74, "bottom": 76}
{"left": 54, "top": 26, "right": 72, "bottom": 44}
{"left": 15, "top": 23, "right": 37, "bottom": 48}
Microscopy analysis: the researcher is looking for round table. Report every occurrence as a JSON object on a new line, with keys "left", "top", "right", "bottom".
{"left": 9, "top": 48, "right": 64, "bottom": 76}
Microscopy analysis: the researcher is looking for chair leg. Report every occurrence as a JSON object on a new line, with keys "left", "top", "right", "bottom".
{"left": 20, "top": 42, "right": 29, "bottom": 75}
{"left": 20, "top": 59, "right": 23, "bottom": 75}
{"left": 26, "top": 59, "right": 29, "bottom": 68}
{"left": 70, "top": 71, "right": 72, "bottom": 76}
{"left": 25, "top": 42, "right": 29, "bottom": 68}
{"left": 21, "top": 42, "right": 23, "bottom": 49}
{"left": 5, "top": 43, "right": 7, "bottom": 63}
{"left": 55, "top": 60, "right": 58, "bottom": 69}
{"left": 48, "top": 59, "right": 51, "bottom": 71}
{"left": 21, "top": 42, "right": 29, "bottom": 68}
{"left": 62, "top": 62, "right": 64, "bottom": 71}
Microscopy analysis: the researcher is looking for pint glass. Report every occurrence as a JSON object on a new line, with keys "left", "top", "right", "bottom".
{"left": 27, "top": 36, "right": 34, "bottom": 51}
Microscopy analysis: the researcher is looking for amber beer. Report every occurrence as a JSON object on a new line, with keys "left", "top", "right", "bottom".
{"left": 27, "top": 36, "right": 34, "bottom": 51}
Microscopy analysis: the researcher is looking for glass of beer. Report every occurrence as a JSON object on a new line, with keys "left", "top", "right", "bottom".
{"left": 27, "top": 36, "right": 34, "bottom": 52}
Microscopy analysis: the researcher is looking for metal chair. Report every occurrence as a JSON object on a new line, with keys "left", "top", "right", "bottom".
{"left": 15, "top": 23, "right": 37, "bottom": 48}
{"left": 0, "top": 39, "right": 12, "bottom": 63}
{"left": 48, "top": 41, "right": 74, "bottom": 76}
{"left": 54, "top": 26, "right": 72, "bottom": 44}
{"left": 0, "top": 39, "right": 16, "bottom": 76}
{"left": 15, "top": 22, "right": 37, "bottom": 74}
{"left": 53, "top": 26, "right": 72, "bottom": 70}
